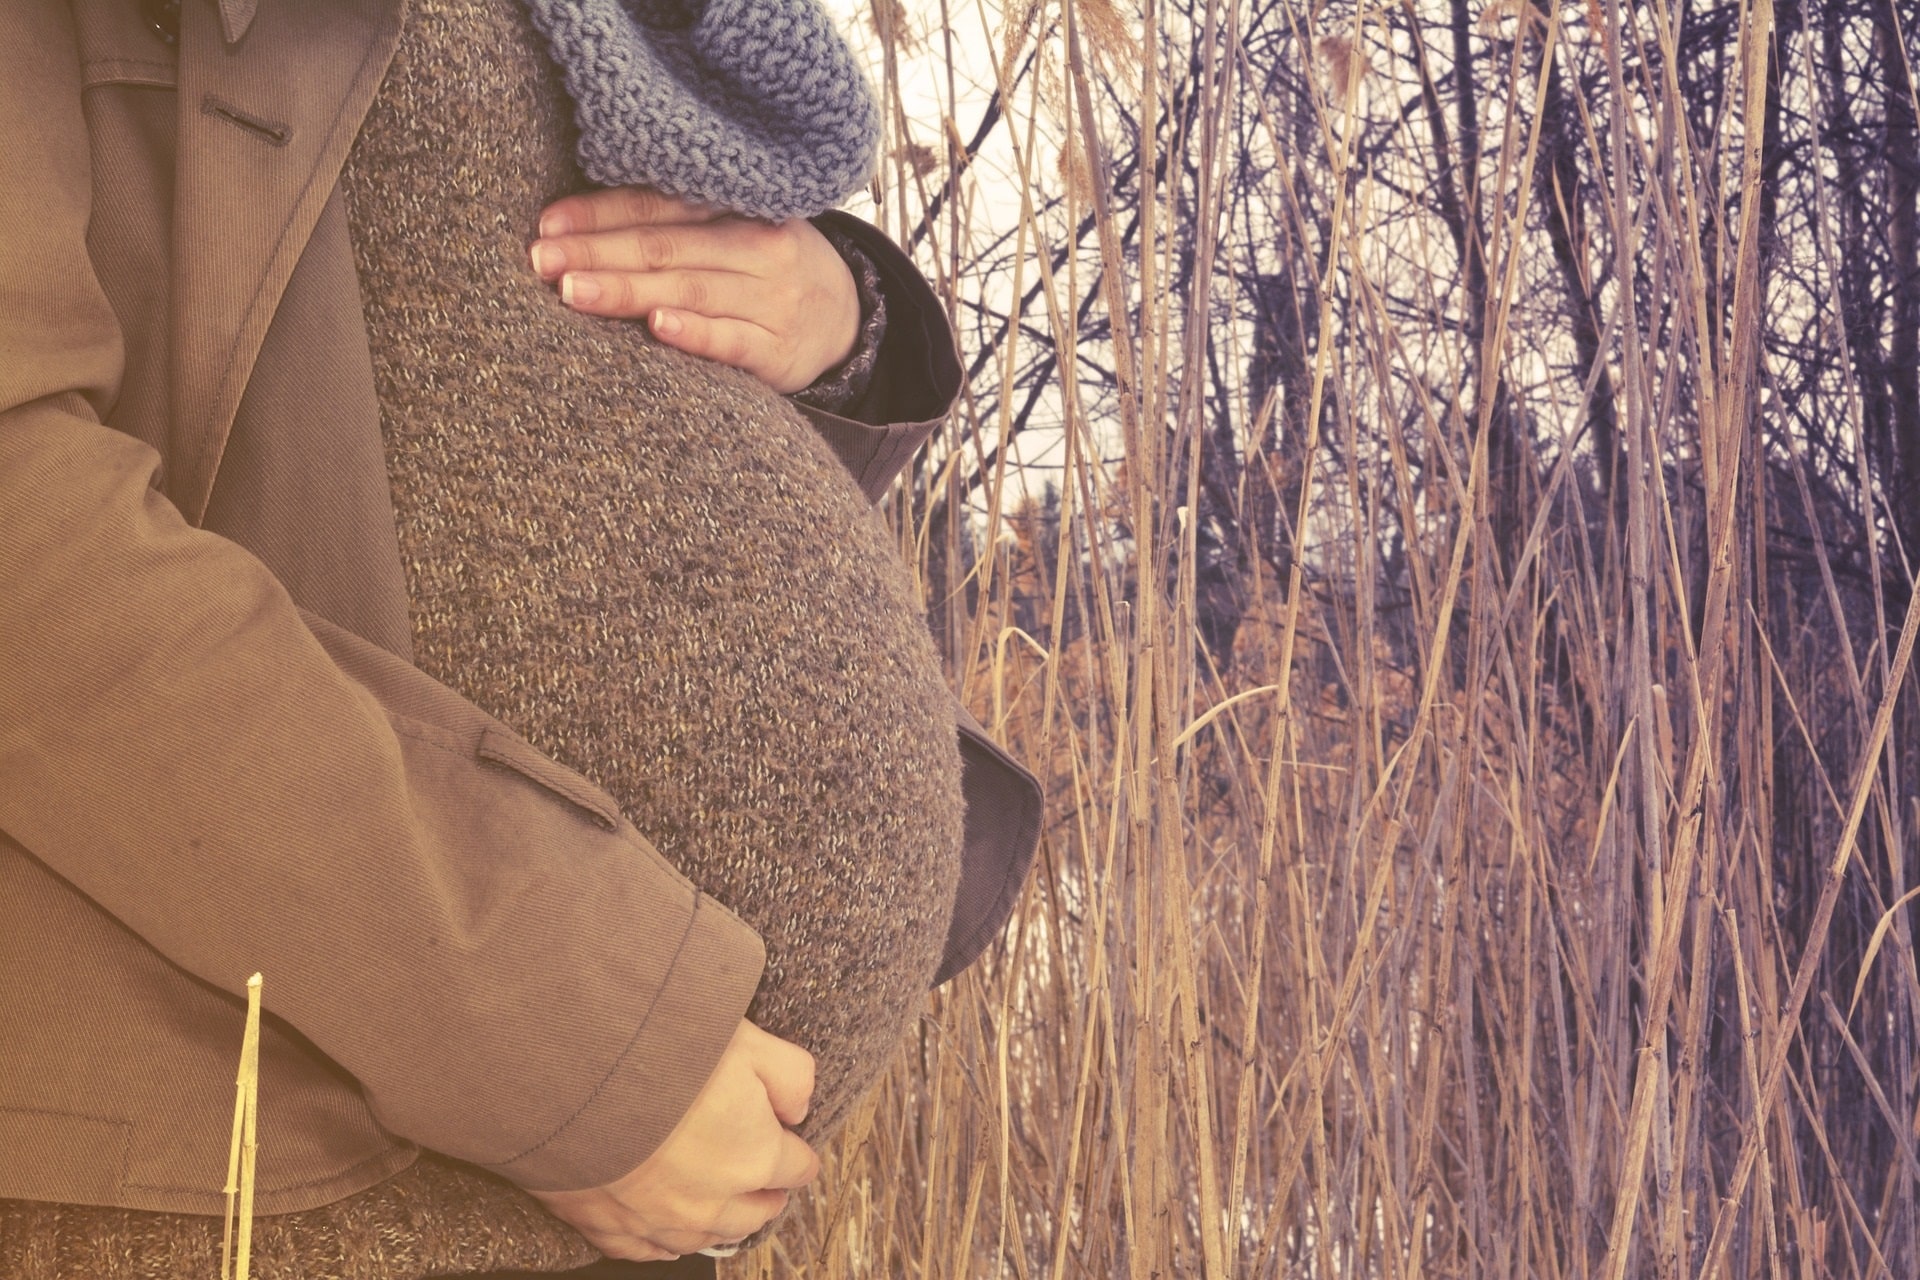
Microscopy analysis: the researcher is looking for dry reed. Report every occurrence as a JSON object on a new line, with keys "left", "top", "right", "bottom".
{"left": 735, "top": 0, "right": 1920, "bottom": 1275}
{"left": 221, "top": 973, "right": 262, "bottom": 1280}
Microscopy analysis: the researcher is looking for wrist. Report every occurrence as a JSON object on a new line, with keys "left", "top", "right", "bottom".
{"left": 792, "top": 228, "right": 888, "bottom": 414}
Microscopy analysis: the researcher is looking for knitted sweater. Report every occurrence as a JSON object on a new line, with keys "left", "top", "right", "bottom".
{"left": 342, "top": 0, "right": 964, "bottom": 1149}
{"left": 0, "top": 1157, "right": 599, "bottom": 1279}
{"left": 342, "top": 0, "right": 962, "bottom": 1264}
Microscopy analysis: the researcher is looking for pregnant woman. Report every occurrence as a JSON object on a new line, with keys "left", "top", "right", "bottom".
{"left": 0, "top": 0, "right": 1040, "bottom": 1277}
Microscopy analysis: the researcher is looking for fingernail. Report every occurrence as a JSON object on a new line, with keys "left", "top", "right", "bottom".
{"left": 530, "top": 243, "right": 563, "bottom": 277}
{"left": 651, "top": 308, "right": 682, "bottom": 336}
{"left": 539, "top": 210, "right": 571, "bottom": 237}
{"left": 562, "top": 274, "right": 600, "bottom": 306}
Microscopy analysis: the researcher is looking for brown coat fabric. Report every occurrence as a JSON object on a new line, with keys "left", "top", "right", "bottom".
{"left": 0, "top": 0, "right": 1040, "bottom": 1224}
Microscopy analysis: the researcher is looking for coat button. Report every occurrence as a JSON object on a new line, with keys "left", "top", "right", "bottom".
{"left": 141, "top": 0, "right": 182, "bottom": 44}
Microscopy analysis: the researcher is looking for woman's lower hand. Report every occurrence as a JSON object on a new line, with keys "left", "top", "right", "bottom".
{"left": 528, "top": 1019, "right": 820, "bottom": 1261}
{"left": 532, "top": 186, "right": 862, "bottom": 395}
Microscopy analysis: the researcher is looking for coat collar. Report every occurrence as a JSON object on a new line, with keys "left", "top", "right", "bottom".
{"left": 217, "top": 0, "right": 259, "bottom": 43}
{"left": 168, "top": 0, "right": 403, "bottom": 521}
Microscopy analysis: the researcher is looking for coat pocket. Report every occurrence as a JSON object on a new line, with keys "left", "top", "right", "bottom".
{"left": 0, "top": 1106, "right": 133, "bottom": 1205}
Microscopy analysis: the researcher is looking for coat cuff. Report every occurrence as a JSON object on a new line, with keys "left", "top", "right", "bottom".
{"left": 299, "top": 613, "right": 768, "bottom": 1190}
{"left": 480, "top": 894, "right": 764, "bottom": 1190}
{"left": 798, "top": 211, "right": 962, "bottom": 504}
{"left": 935, "top": 703, "right": 1044, "bottom": 984}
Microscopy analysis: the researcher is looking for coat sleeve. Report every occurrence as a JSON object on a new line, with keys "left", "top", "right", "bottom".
{"left": 0, "top": 0, "right": 761, "bottom": 1194}
{"left": 795, "top": 211, "right": 965, "bottom": 505}
{"left": 794, "top": 212, "right": 1045, "bottom": 985}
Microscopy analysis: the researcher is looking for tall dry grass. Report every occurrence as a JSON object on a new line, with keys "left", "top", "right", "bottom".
{"left": 732, "top": 0, "right": 1920, "bottom": 1275}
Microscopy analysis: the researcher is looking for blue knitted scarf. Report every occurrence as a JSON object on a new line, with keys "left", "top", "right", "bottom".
{"left": 524, "top": 0, "right": 883, "bottom": 221}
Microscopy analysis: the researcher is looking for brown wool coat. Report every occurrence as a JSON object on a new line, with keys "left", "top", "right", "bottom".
{"left": 0, "top": 0, "right": 1041, "bottom": 1222}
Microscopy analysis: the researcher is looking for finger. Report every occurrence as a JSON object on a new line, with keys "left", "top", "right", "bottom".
{"left": 571, "top": 1228, "right": 679, "bottom": 1263}
{"left": 539, "top": 185, "right": 726, "bottom": 238}
{"left": 763, "top": 1130, "right": 822, "bottom": 1191}
{"left": 557, "top": 269, "right": 759, "bottom": 323}
{"left": 533, "top": 218, "right": 781, "bottom": 280}
{"left": 648, "top": 309, "right": 789, "bottom": 388}
{"left": 744, "top": 1024, "right": 817, "bottom": 1127}
{"left": 702, "top": 1188, "right": 791, "bottom": 1245}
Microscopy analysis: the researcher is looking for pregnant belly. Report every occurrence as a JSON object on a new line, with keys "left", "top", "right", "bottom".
{"left": 385, "top": 349, "right": 965, "bottom": 1145}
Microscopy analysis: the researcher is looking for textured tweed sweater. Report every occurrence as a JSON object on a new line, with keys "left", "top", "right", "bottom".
{"left": 0, "top": 1, "right": 962, "bottom": 1277}
{"left": 338, "top": 0, "right": 964, "bottom": 1149}
{"left": 0, "top": 1157, "right": 597, "bottom": 1279}
{"left": 343, "top": 0, "right": 963, "bottom": 1264}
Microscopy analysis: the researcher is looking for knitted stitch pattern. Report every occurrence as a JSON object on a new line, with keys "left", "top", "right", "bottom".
{"left": 525, "top": 0, "right": 880, "bottom": 220}
{"left": 343, "top": 0, "right": 963, "bottom": 1225}
{"left": 0, "top": 1156, "right": 598, "bottom": 1280}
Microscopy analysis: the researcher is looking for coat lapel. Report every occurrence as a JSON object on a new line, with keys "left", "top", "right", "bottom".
{"left": 217, "top": 0, "right": 262, "bottom": 42}
{"left": 169, "top": 0, "right": 403, "bottom": 523}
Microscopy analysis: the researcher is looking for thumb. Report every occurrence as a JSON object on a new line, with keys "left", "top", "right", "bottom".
{"left": 743, "top": 1022, "right": 816, "bottom": 1127}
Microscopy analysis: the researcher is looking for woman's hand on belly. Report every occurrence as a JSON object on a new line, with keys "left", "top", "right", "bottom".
{"left": 529, "top": 1019, "right": 821, "bottom": 1261}
{"left": 531, "top": 186, "right": 861, "bottom": 394}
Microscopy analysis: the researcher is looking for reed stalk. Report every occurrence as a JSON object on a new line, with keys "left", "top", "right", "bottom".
{"left": 221, "top": 974, "right": 263, "bottom": 1280}
{"left": 740, "top": 0, "right": 1920, "bottom": 1274}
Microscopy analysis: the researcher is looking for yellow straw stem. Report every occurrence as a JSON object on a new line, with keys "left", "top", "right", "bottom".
{"left": 221, "top": 974, "right": 263, "bottom": 1280}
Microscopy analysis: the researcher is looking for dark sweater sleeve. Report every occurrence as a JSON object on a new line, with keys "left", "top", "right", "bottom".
{"left": 790, "top": 227, "right": 887, "bottom": 415}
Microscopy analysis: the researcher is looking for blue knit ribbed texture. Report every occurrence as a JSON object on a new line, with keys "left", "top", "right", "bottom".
{"left": 525, "top": 0, "right": 882, "bottom": 221}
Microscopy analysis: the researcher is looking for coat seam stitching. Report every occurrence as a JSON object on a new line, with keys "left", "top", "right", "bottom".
{"left": 481, "top": 904, "right": 702, "bottom": 1168}
{"left": 82, "top": 57, "right": 177, "bottom": 88}
{"left": 122, "top": 1144, "right": 410, "bottom": 1194}
{"left": 190, "top": 15, "right": 398, "bottom": 523}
